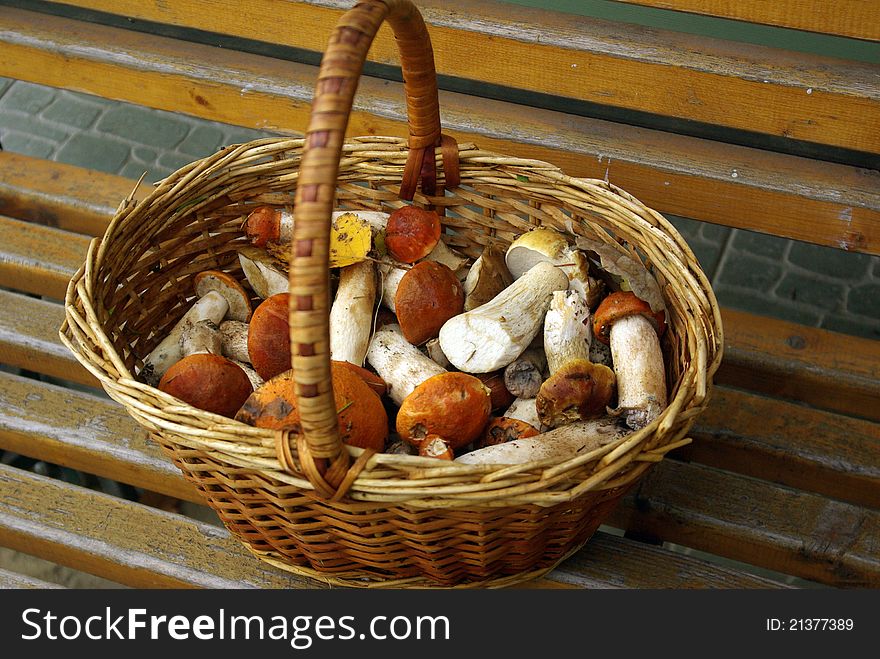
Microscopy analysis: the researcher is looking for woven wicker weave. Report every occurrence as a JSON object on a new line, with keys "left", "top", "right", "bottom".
{"left": 61, "top": 0, "right": 723, "bottom": 588}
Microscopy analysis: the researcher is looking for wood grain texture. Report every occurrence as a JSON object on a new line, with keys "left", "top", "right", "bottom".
{"left": 683, "top": 387, "right": 880, "bottom": 509}
{"left": 46, "top": 0, "right": 880, "bottom": 150}
{"left": 612, "top": 0, "right": 880, "bottom": 42}
{"left": 0, "top": 460, "right": 786, "bottom": 589}
{"left": 0, "top": 369, "right": 198, "bottom": 503}
{"left": 0, "top": 151, "right": 146, "bottom": 236}
{"left": 719, "top": 307, "right": 880, "bottom": 422}
{"left": 0, "top": 462, "right": 322, "bottom": 588}
{"left": 2, "top": 7, "right": 878, "bottom": 254}
{"left": 608, "top": 459, "right": 880, "bottom": 587}
{"left": 0, "top": 289, "right": 97, "bottom": 387}
{"left": 0, "top": 566, "right": 65, "bottom": 589}
{"left": 0, "top": 215, "right": 88, "bottom": 299}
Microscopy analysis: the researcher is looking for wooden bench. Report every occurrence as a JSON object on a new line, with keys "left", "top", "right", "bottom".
{"left": 0, "top": 0, "right": 877, "bottom": 589}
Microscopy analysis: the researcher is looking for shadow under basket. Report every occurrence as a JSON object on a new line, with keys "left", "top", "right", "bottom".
{"left": 60, "top": 0, "right": 723, "bottom": 589}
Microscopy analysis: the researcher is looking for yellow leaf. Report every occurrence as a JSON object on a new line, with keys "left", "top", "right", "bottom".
{"left": 329, "top": 212, "right": 372, "bottom": 267}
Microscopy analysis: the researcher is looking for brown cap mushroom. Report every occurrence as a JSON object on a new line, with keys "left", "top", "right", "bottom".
{"left": 234, "top": 361, "right": 388, "bottom": 451}
{"left": 591, "top": 291, "right": 668, "bottom": 430}
{"left": 158, "top": 353, "right": 254, "bottom": 418}
{"left": 474, "top": 417, "right": 540, "bottom": 450}
{"left": 395, "top": 260, "right": 464, "bottom": 345}
{"left": 395, "top": 372, "right": 492, "bottom": 449}
{"left": 384, "top": 206, "right": 441, "bottom": 263}
{"left": 243, "top": 205, "right": 291, "bottom": 247}
{"left": 247, "top": 292, "right": 291, "bottom": 381}
{"left": 535, "top": 358, "right": 616, "bottom": 428}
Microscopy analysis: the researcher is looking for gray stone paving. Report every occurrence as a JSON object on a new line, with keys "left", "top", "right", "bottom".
{"left": 2, "top": 77, "right": 879, "bottom": 340}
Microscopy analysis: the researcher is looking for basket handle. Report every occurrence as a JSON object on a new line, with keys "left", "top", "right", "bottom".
{"left": 288, "top": 0, "right": 452, "bottom": 498}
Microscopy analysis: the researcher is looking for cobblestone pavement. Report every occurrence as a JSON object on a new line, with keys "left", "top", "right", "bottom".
{"left": 2, "top": 77, "right": 879, "bottom": 340}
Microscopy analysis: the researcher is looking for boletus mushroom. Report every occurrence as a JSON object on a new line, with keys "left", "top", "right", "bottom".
{"left": 393, "top": 260, "right": 464, "bottom": 345}
{"left": 395, "top": 372, "right": 492, "bottom": 450}
{"left": 593, "top": 290, "right": 667, "bottom": 430}
{"left": 247, "top": 292, "right": 291, "bottom": 381}
{"left": 384, "top": 206, "right": 441, "bottom": 263}
{"left": 235, "top": 361, "right": 388, "bottom": 451}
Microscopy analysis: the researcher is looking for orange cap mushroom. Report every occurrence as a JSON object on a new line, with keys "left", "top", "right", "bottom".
{"left": 395, "top": 260, "right": 464, "bottom": 345}
{"left": 158, "top": 353, "right": 253, "bottom": 418}
{"left": 247, "top": 292, "right": 291, "bottom": 381}
{"left": 384, "top": 206, "right": 441, "bottom": 263}
{"left": 592, "top": 291, "right": 665, "bottom": 345}
{"left": 418, "top": 435, "right": 455, "bottom": 460}
{"left": 395, "top": 372, "right": 492, "bottom": 449}
{"left": 474, "top": 417, "right": 540, "bottom": 450}
{"left": 235, "top": 361, "right": 388, "bottom": 451}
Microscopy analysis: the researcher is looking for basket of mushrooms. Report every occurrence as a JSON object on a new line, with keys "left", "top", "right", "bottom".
{"left": 61, "top": 0, "right": 723, "bottom": 588}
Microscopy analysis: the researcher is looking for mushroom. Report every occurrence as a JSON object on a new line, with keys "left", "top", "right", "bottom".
{"left": 247, "top": 292, "right": 291, "bottom": 381}
{"left": 593, "top": 290, "right": 668, "bottom": 430}
{"left": 329, "top": 260, "right": 377, "bottom": 366}
{"left": 365, "top": 324, "right": 447, "bottom": 406}
{"left": 505, "top": 228, "right": 603, "bottom": 308}
{"left": 193, "top": 270, "right": 253, "bottom": 322}
{"left": 462, "top": 243, "right": 513, "bottom": 311}
{"left": 474, "top": 371, "right": 515, "bottom": 411}
{"left": 455, "top": 418, "right": 628, "bottom": 465}
{"left": 438, "top": 261, "right": 569, "bottom": 373}
{"left": 157, "top": 319, "right": 253, "bottom": 418}
{"left": 419, "top": 435, "right": 454, "bottom": 460}
{"left": 218, "top": 319, "right": 251, "bottom": 363}
{"left": 384, "top": 205, "right": 441, "bottom": 263}
{"left": 237, "top": 247, "right": 288, "bottom": 299}
{"left": 535, "top": 290, "right": 615, "bottom": 428}
{"left": 392, "top": 260, "right": 464, "bottom": 346}
{"left": 503, "top": 397, "right": 545, "bottom": 431}
{"left": 139, "top": 290, "right": 229, "bottom": 387}
{"left": 503, "top": 347, "right": 548, "bottom": 399}
{"left": 234, "top": 361, "right": 388, "bottom": 451}
{"left": 424, "top": 338, "right": 452, "bottom": 369}
{"left": 473, "top": 417, "right": 540, "bottom": 450}
{"left": 244, "top": 206, "right": 389, "bottom": 247}
{"left": 395, "top": 372, "right": 492, "bottom": 449}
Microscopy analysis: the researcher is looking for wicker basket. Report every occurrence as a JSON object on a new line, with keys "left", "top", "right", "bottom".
{"left": 61, "top": 0, "right": 723, "bottom": 588}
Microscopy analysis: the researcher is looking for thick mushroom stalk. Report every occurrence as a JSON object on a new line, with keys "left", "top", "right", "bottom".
{"left": 593, "top": 291, "right": 667, "bottom": 430}
{"left": 455, "top": 418, "right": 627, "bottom": 465}
{"left": 503, "top": 397, "right": 545, "bottom": 432}
{"left": 140, "top": 290, "right": 229, "bottom": 387}
{"left": 536, "top": 290, "right": 615, "bottom": 428}
{"left": 503, "top": 347, "right": 547, "bottom": 399}
{"left": 329, "top": 260, "right": 377, "bottom": 366}
{"left": 366, "top": 324, "right": 446, "bottom": 406}
{"left": 438, "top": 261, "right": 569, "bottom": 373}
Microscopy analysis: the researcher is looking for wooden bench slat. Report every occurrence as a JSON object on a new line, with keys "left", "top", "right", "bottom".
{"left": 0, "top": 566, "right": 66, "bottom": 589}
{"left": 0, "top": 369, "right": 197, "bottom": 504}
{"left": 0, "top": 151, "right": 142, "bottom": 237}
{"left": 45, "top": 0, "right": 880, "bottom": 152}
{"left": 0, "top": 366, "right": 867, "bottom": 587}
{"left": 0, "top": 289, "right": 98, "bottom": 387}
{"left": 0, "top": 462, "right": 782, "bottom": 589}
{"left": 2, "top": 8, "right": 878, "bottom": 255}
{"left": 611, "top": 0, "right": 880, "bottom": 42}
{"left": 684, "top": 387, "right": 880, "bottom": 510}
{"left": 608, "top": 459, "right": 880, "bottom": 588}
{"left": 719, "top": 307, "right": 880, "bottom": 422}
{"left": 0, "top": 215, "right": 87, "bottom": 299}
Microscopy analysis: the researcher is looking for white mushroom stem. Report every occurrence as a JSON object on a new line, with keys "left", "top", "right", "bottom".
{"left": 425, "top": 338, "right": 452, "bottom": 369}
{"left": 366, "top": 324, "right": 447, "bottom": 406}
{"left": 140, "top": 290, "right": 229, "bottom": 387}
{"left": 229, "top": 358, "right": 264, "bottom": 390}
{"left": 329, "top": 260, "right": 377, "bottom": 366}
{"left": 179, "top": 319, "right": 222, "bottom": 356}
{"left": 238, "top": 248, "right": 288, "bottom": 299}
{"left": 438, "top": 261, "right": 569, "bottom": 373}
{"left": 543, "top": 289, "right": 591, "bottom": 374}
{"left": 503, "top": 397, "right": 545, "bottom": 432}
{"left": 455, "top": 418, "right": 627, "bottom": 465}
{"left": 377, "top": 261, "right": 408, "bottom": 312}
{"left": 609, "top": 314, "right": 667, "bottom": 430}
{"left": 219, "top": 320, "right": 251, "bottom": 363}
